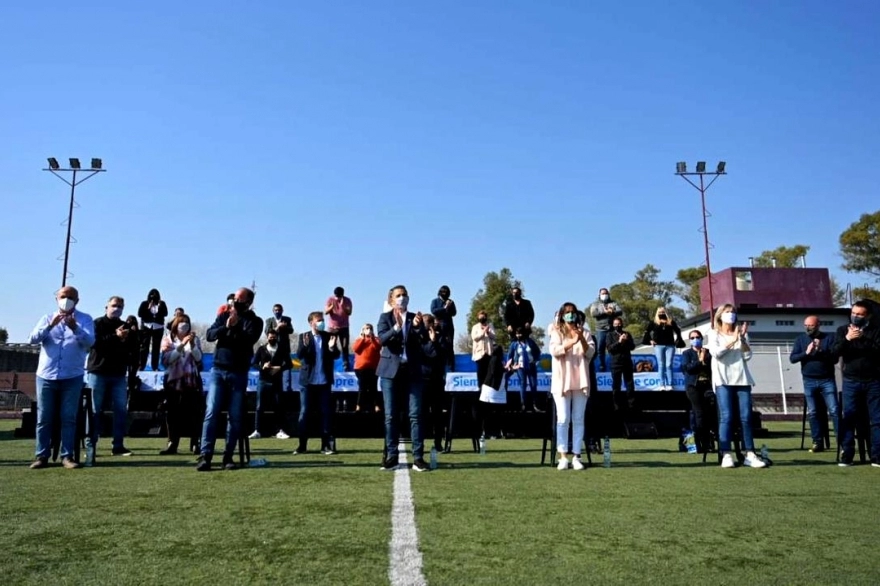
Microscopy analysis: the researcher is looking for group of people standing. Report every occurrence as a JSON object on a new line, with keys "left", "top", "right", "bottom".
{"left": 25, "top": 280, "right": 880, "bottom": 472}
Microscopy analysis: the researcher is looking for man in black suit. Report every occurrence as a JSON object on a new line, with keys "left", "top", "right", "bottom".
{"left": 295, "top": 311, "right": 341, "bottom": 455}
{"left": 377, "top": 285, "right": 431, "bottom": 471}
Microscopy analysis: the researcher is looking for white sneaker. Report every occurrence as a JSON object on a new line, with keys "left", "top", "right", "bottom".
{"left": 275, "top": 430, "right": 290, "bottom": 439}
{"left": 571, "top": 456, "right": 585, "bottom": 471}
{"left": 721, "top": 453, "right": 735, "bottom": 468}
{"left": 248, "top": 431, "right": 261, "bottom": 440}
{"left": 744, "top": 452, "right": 767, "bottom": 468}
{"left": 557, "top": 456, "right": 569, "bottom": 470}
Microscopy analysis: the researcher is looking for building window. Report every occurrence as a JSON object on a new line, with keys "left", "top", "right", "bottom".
{"left": 775, "top": 320, "right": 795, "bottom": 326}
{"left": 735, "top": 271, "right": 753, "bottom": 291}
{"left": 820, "top": 320, "right": 833, "bottom": 326}
{"left": 741, "top": 320, "right": 756, "bottom": 326}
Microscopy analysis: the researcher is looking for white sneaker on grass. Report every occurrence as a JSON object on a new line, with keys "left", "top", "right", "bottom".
{"left": 571, "top": 456, "right": 585, "bottom": 471}
{"left": 744, "top": 452, "right": 767, "bottom": 468}
{"left": 557, "top": 456, "right": 569, "bottom": 470}
{"left": 275, "top": 430, "right": 290, "bottom": 439}
{"left": 721, "top": 453, "right": 736, "bottom": 468}
{"left": 248, "top": 431, "right": 261, "bottom": 440}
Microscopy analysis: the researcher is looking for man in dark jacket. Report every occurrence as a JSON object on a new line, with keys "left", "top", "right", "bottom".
{"left": 250, "top": 329, "right": 293, "bottom": 440}
{"left": 199, "top": 287, "right": 262, "bottom": 471}
{"left": 606, "top": 317, "right": 636, "bottom": 411}
{"left": 502, "top": 286, "right": 535, "bottom": 335}
{"left": 86, "top": 296, "right": 137, "bottom": 463}
{"left": 296, "top": 311, "right": 341, "bottom": 455}
{"left": 430, "top": 285, "right": 457, "bottom": 371}
{"left": 790, "top": 315, "right": 839, "bottom": 453}
{"left": 682, "top": 330, "right": 715, "bottom": 454}
{"left": 832, "top": 300, "right": 880, "bottom": 466}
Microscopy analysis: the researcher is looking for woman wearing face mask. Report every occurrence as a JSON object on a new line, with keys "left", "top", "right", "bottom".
{"left": 159, "top": 314, "right": 203, "bottom": 455}
{"left": 353, "top": 323, "right": 382, "bottom": 413}
{"left": 681, "top": 330, "right": 715, "bottom": 454}
{"left": 549, "top": 303, "right": 595, "bottom": 470}
{"left": 708, "top": 304, "right": 766, "bottom": 468}
{"left": 138, "top": 288, "right": 169, "bottom": 371}
{"left": 642, "top": 306, "right": 684, "bottom": 391}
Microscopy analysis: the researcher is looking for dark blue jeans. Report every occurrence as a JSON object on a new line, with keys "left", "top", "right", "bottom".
{"left": 86, "top": 373, "right": 129, "bottom": 451}
{"left": 716, "top": 385, "right": 756, "bottom": 452}
{"left": 839, "top": 377, "right": 880, "bottom": 462}
{"left": 380, "top": 369, "right": 424, "bottom": 461}
{"left": 200, "top": 369, "right": 247, "bottom": 461}
{"left": 802, "top": 377, "right": 838, "bottom": 445}
{"left": 298, "top": 384, "right": 332, "bottom": 450}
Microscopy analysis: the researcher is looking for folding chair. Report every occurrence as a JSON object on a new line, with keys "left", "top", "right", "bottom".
{"left": 541, "top": 398, "right": 592, "bottom": 467}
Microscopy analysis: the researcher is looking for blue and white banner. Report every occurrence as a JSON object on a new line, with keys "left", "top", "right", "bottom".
{"left": 135, "top": 369, "right": 684, "bottom": 392}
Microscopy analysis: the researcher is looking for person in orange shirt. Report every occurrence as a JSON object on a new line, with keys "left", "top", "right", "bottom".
{"left": 353, "top": 323, "right": 382, "bottom": 413}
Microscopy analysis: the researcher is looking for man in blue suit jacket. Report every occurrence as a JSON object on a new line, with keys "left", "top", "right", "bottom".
{"left": 377, "top": 285, "right": 432, "bottom": 471}
{"left": 296, "top": 311, "right": 341, "bottom": 455}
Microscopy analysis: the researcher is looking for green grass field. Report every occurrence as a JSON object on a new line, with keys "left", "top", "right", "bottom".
{"left": 1, "top": 420, "right": 877, "bottom": 586}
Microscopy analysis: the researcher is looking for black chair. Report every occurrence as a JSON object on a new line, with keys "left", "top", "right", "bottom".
{"left": 443, "top": 394, "right": 479, "bottom": 453}
{"left": 704, "top": 397, "right": 745, "bottom": 465}
{"left": 540, "top": 398, "right": 593, "bottom": 467}
{"left": 800, "top": 394, "right": 831, "bottom": 450}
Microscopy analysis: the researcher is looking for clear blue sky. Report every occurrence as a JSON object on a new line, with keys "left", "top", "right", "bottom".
{"left": 2, "top": 1, "right": 878, "bottom": 343}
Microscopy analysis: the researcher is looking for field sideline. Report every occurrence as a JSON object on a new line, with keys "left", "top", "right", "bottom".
{"left": 1, "top": 420, "right": 876, "bottom": 585}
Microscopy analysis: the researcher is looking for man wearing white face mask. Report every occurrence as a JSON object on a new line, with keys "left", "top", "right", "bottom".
{"left": 84, "top": 296, "right": 136, "bottom": 463}
{"left": 377, "top": 285, "right": 431, "bottom": 472}
{"left": 27, "top": 286, "right": 95, "bottom": 469}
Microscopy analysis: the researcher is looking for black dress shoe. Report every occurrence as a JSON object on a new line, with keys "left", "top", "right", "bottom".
{"left": 196, "top": 459, "right": 212, "bottom": 471}
{"left": 159, "top": 443, "right": 178, "bottom": 456}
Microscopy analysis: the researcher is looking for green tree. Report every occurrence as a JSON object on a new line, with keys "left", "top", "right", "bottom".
{"left": 840, "top": 210, "right": 880, "bottom": 279}
{"left": 609, "top": 264, "right": 684, "bottom": 342}
{"left": 0, "top": 327, "right": 7, "bottom": 344}
{"left": 853, "top": 284, "right": 880, "bottom": 303}
{"left": 675, "top": 265, "right": 706, "bottom": 316}
{"left": 455, "top": 268, "right": 545, "bottom": 353}
{"left": 752, "top": 244, "right": 810, "bottom": 268}
{"left": 830, "top": 276, "right": 847, "bottom": 307}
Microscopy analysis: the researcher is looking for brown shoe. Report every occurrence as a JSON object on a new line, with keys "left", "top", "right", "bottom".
{"left": 29, "top": 458, "right": 48, "bottom": 469}
{"left": 61, "top": 457, "right": 81, "bottom": 470}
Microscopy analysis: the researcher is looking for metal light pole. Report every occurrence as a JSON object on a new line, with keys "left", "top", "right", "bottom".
{"left": 43, "top": 158, "right": 106, "bottom": 287}
{"left": 675, "top": 161, "right": 726, "bottom": 325}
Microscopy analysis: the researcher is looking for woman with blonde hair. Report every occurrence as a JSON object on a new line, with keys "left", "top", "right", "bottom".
{"left": 549, "top": 302, "right": 595, "bottom": 470}
{"left": 642, "top": 306, "right": 684, "bottom": 390}
{"left": 708, "top": 304, "right": 766, "bottom": 469}
{"left": 159, "top": 314, "right": 204, "bottom": 455}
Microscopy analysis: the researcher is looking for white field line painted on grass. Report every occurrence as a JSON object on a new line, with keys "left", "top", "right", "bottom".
{"left": 389, "top": 442, "right": 427, "bottom": 586}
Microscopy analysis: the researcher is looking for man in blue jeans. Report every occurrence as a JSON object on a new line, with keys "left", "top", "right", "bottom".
{"left": 199, "top": 287, "right": 262, "bottom": 471}
{"left": 789, "top": 315, "right": 839, "bottom": 453}
{"left": 377, "top": 285, "right": 430, "bottom": 472}
{"left": 85, "top": 295, "right": 138, "bottom": 464}
{"left": 832, "top": 300, "right": 880, "bottom": 467}
{"left": 27, "top": 286, "right": 95, "bottom": 469}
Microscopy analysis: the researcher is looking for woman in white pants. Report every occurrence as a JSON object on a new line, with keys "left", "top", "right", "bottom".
{"left": 549, "top": 303, "right": 596, "bottom": 470}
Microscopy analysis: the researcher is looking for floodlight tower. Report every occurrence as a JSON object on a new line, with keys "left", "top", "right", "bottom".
{"left": 43, "top": 158, "right": 106, "bottom": 287}
{"left": 674, "top": 161, "right": 726, "bottom": 323}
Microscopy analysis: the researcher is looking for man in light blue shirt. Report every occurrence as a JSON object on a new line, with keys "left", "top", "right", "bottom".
{"left": 27, "top": 286, "right": 95, "bottom": 469}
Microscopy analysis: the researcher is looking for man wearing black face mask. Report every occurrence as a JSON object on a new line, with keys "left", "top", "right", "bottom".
{"left": 832, "top": 300, "right": 880, "bottom": 467}
{"left": 790, "top": 315, "right": 839, "bottom": 453}
{"left": 199, "top": 287, "right": 262, "bottom": 471}
{"left": 430, "top": 285, "right": 457, "bottom": 371}
{"left": 503, "top": 287, "right": 535, "bottom": 336}
{"left": 606, "top": 317, "right": 636, "bottom": 411}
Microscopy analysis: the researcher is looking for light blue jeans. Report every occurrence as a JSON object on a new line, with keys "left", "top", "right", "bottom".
{"left": 86, "top": 374, "right": 129, "bottom": 451}
{"left": 554, "top": 392, "right": 588, "bottom": 455}
{"left": 35, "top": 376, "right": 83, "bottom": 460}
{"left": 716, "top": 385, "right": 756, "bottom": 452}
{"left": 654, "top": 345, "right": 675, "bottom": 387}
